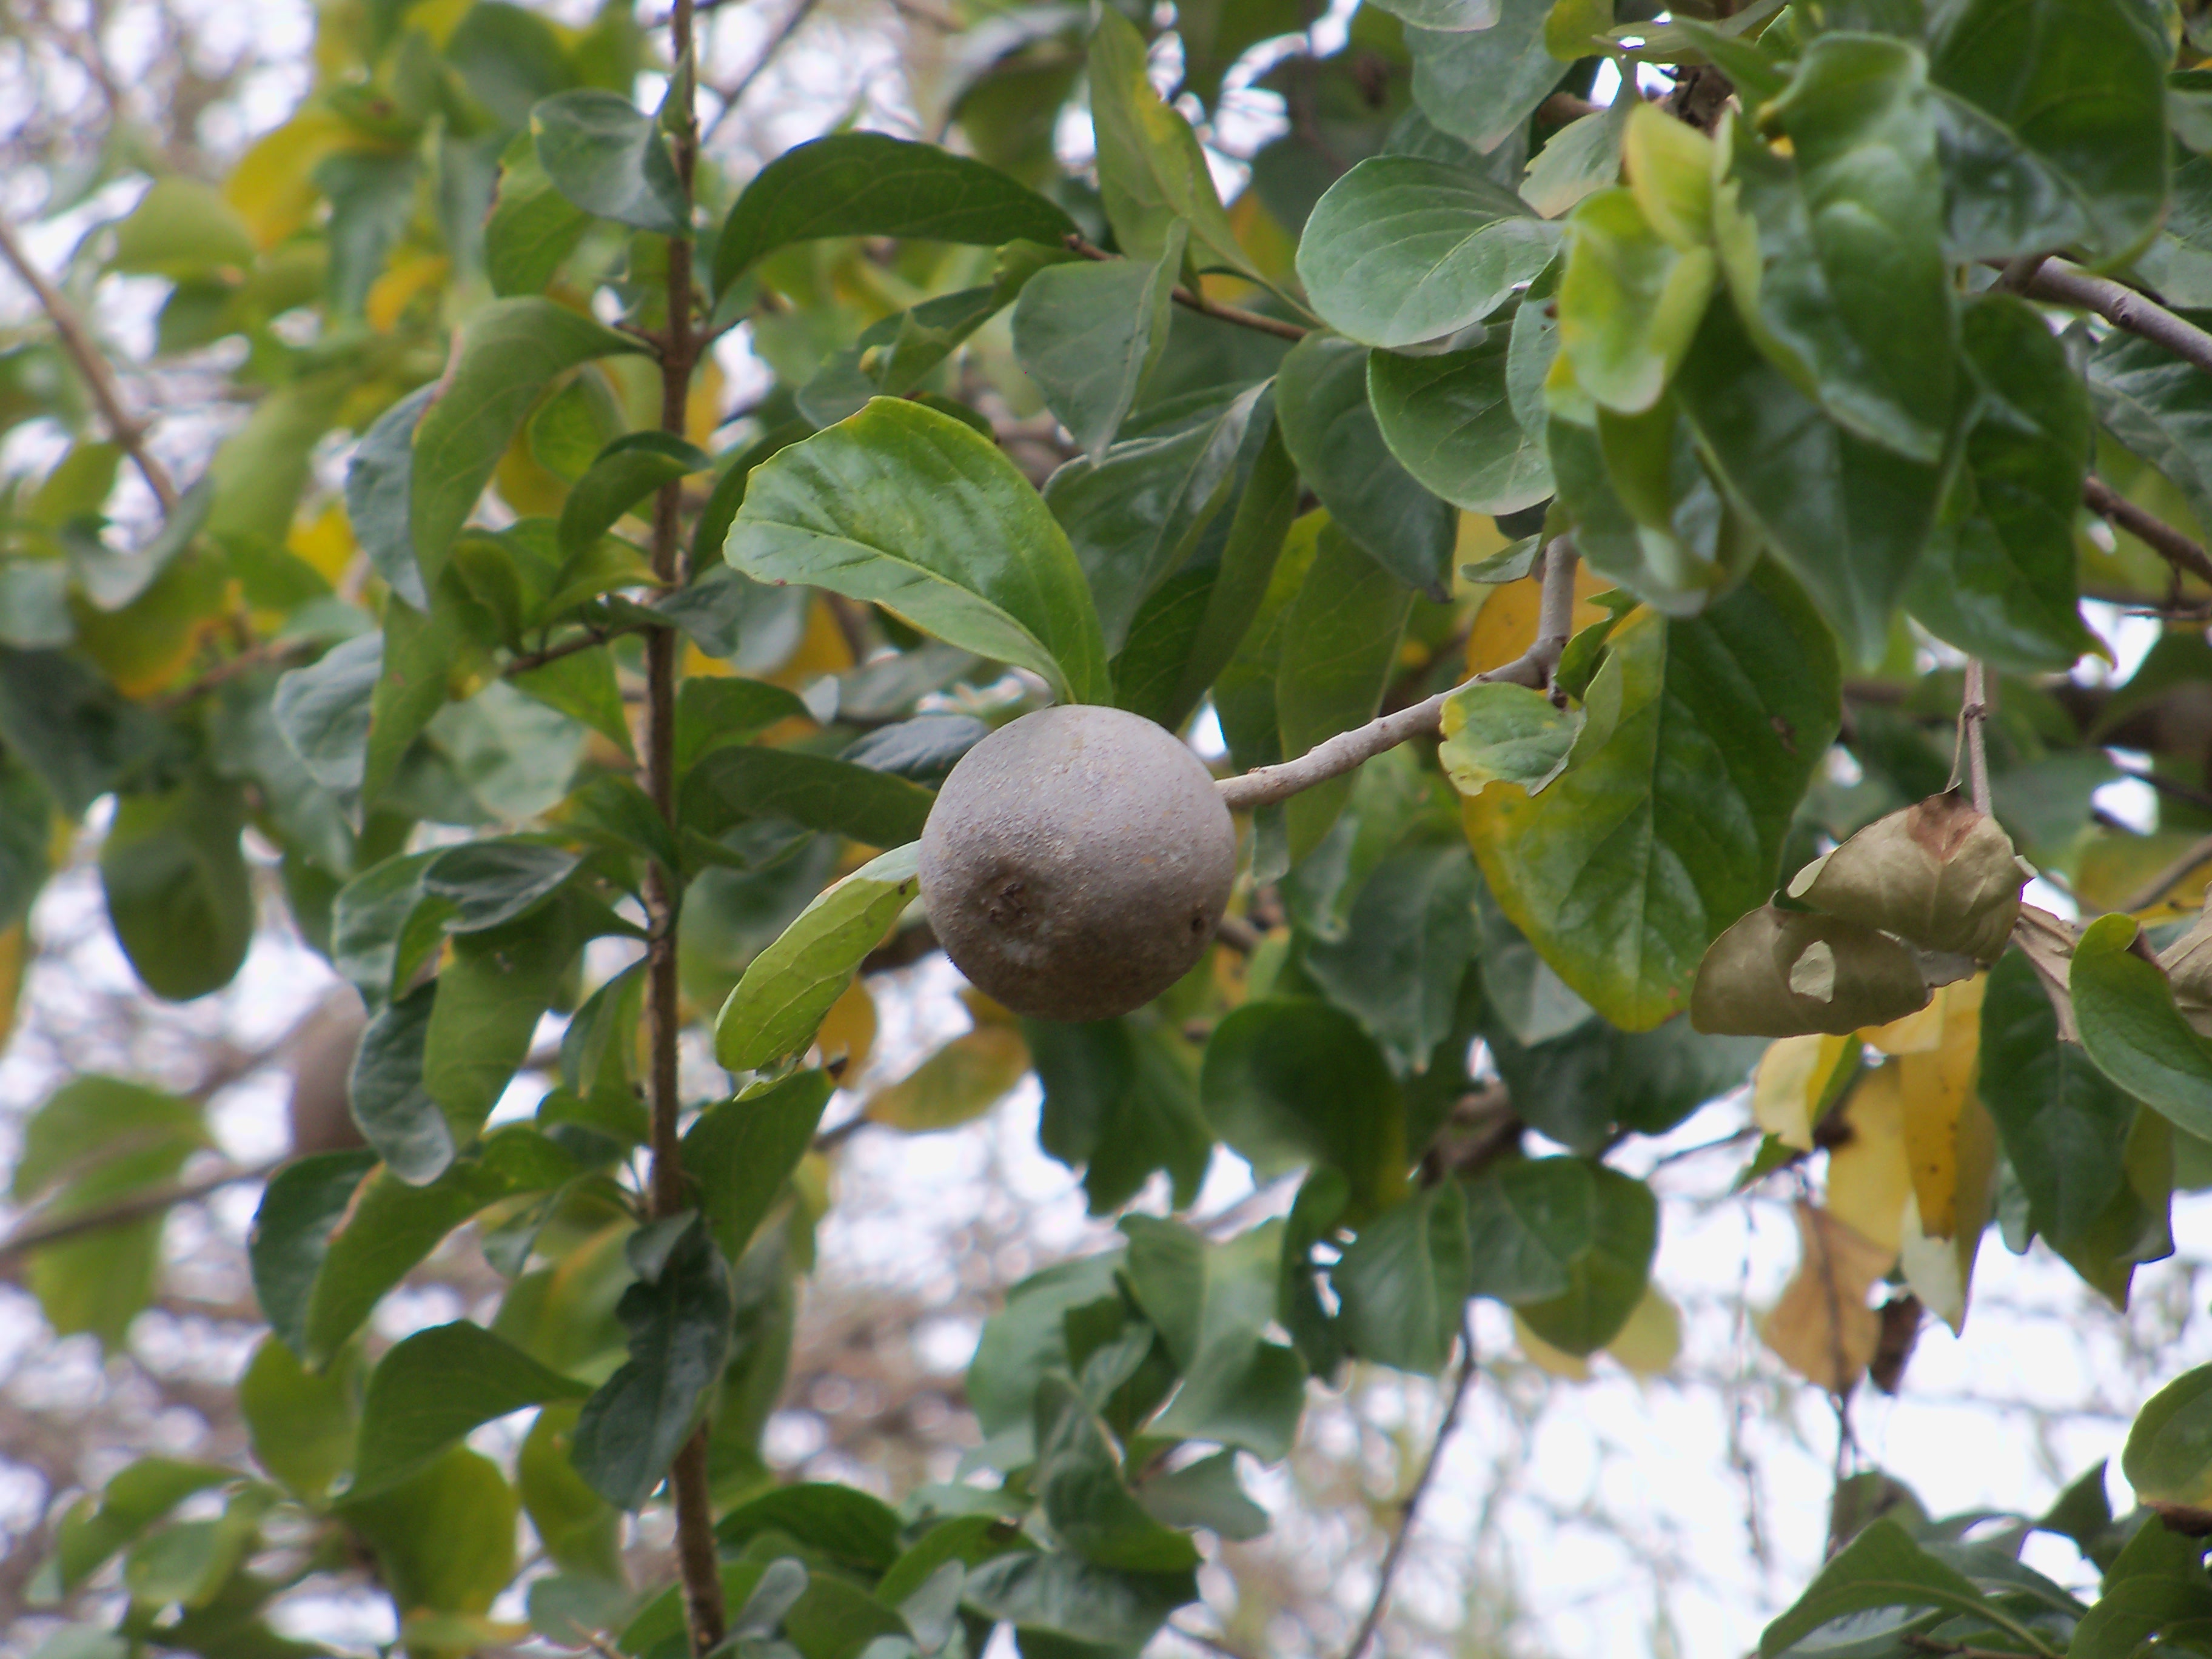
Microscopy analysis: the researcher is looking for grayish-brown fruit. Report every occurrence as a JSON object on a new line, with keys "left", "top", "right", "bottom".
{"left": 918, "top": 705, "right": 1236, "bottom": 1022}
{"left": 287, "top": 993, "right": 368, "bottom": 1156}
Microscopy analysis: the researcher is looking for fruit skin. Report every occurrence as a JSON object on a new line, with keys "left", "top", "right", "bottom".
{"left": 919, "top": 705, "right": 1236, "bottom": 1022}
{"left": 287, "top": 993, "right": 369, "bottom": 1155}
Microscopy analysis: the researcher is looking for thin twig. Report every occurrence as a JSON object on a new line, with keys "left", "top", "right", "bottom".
{"left": 0, "top": 1160, "right": 282, "bottom": 1270}
{"left": 507, "top": 618, "right": 659, "bottom": 676}
{"left": 1957, "top": 660, "right": 1991, "bottom": 817}
{"left": 154, "top": 637, "right": 319, "bottom": 710}
{"left": 702, "top": 0, "right": 826, "bottom": 141}
{"left": 1064, "top": 235, "right": 1309, "bottom": 343}
{"left": 2083, "top": 474, "right": 2212, "bottom": 588}
{"left": 2023, "top": 259, "right": 2212, "bottom": 381}
{"left": 2120, "top": 833, "right": 2212, "bottom": 914}
{"left": 0, "top": 213, "right": 178, "bottom": 511}
{"left": 1342, "top": 1311, "right": 1481, "bottom": 1659}
{"left": 1220, "top": 538, "right": 1578, "bottom": 812}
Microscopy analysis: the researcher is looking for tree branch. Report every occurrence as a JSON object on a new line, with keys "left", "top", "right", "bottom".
{"left": 1956, "top": 660, "right": 1991, "bottom": 816}
{"left": 1341, "top": 1310, "right": 1481, "bottom": 1659}
{"left": 702, "top": 0, "right": 825, "bottom": 141}
{"left": 1219, "top": 538, "right": 1578, "bottom": 813}
{"left": 2024, "top": 259, "right": 2212, "bottom": 381}
{"left": 0, "top": 1160, "right": 281, "bottom": 1272}
{"left": 2120, "top": 833, "right": 2212, "bottom": 914}
{"left": 2083, "top": 474, "right": 2212, "bottom": 589}
{"left": 1064, "top": 235, "right": 1309, "bottom": 343}
{"left": 0, "top": 213, "right": 178, "bottom": 512}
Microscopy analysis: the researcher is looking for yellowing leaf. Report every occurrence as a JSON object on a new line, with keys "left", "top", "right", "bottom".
{"left": 1515, "top": 1312, "right": 1592, "bottom": 1381}
{"left": 811, "top": 979, "right": 877, "bottom": 1078}
{"left": 1895, "top": 974, "right": 1985, "bottom": 1238}
{"left": 863, "top": 1024, "right": 1031, "bottom": 1133}
{"left": 2075, "top": 830, "right": 2212, "bottom": 919}
{"left": 289, "top": 500, "right": 357, "bottom": 585}
{"left": 1753, "top": 1032, "right": 1854, "bottom": 1150}
{"left": 1604, "top": 1283, "right": 1682, "bottom": 1378}
{"left": 767, "top": 595, "right": 857, "bottom": 689}
{"left": 1826, "top": 1062, "right": 1909, "bottom": 1254}
{"left": 1864, "top": 997, "right": 1945, "bottom": 1055}
{"left": 227, "top": 110, "right": 356, "bottom": 249}
{"left": 0, "top": 924, "right": 26, "bottom": 1052}
{"left": 367, "top": 253, "right": 450, "bottom": 333}
{"left": 688, "top": 360, "right": 725, "bottom": 449}
{"left": 1760, "top": 1202, "right": 1893, "bottom": 1393}
{"left": 1465, "top": 561, "right": 1610, "bottom": 675}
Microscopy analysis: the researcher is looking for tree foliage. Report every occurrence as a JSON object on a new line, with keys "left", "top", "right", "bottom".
{"left": 12, "top": 0, "right": 2212, "bottom": 1654}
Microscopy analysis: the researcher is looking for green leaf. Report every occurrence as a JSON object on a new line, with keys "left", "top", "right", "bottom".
{"left": 1673, "top": 297, "right": 1945, "bottom": 667}
{"left": 349, "top": 983, "right": 453, "bottom": 1184}
{"left": 1029, "top": 1016, "right": 1215, "bottom": 1215}
{"left": 351, "top": 1321, "right": 590, "bottom": 1497}
{"left": 109, "top": 176, "right": 255, "bottom": 278}
{"left": 1757, "top": 1518, "right": 2036, "bottom": 1658}
{"left": 1033, "top": 1376, "right": 1200, "bottom": 1572}
{"left": 272, "top": 634, "right": 381, "bottom": 795}
{"left": 800, "top": 279, "right": 1035, "bottom": 429}
{"left": 1366, "top": 0, "right": 1500, "bottom": 25}
{"left": 1463, "top": 563, "right": 1838, "bottom": 1030}
{"left": 1012, "top": 227, "right": 1185, "bottom": 463}
{"left": 712, "top": 845, "right": 911, "bottom": 1079}
{"left": 2074, "top": 913, "right": 2212, "bottom": 1143}
{"left": 1406, "top": 1, "right": 1568, "bottom": 153}
{"left": 343, "top": 1446, "right": 518, "bottom": 1617}
{"left": 712, "top": 133, "right": 1076, "bottom": 296}
{"left": 1521, "top": 103, "right": 1630, "bottom": 220}
{"left": 1514, "top": 1164, "right": 1655, "bottom": 1355}
{"left": 0, "top": 649, "right": 176, "bottom": 818}
{"left": 486, "top": 131, "right": 592, "bottom": 298}
{"left": 1904, "top": 294, "right": 2094, "bottom": 674}
{"left": 685, "top": 741, "right": 931, "bottom": 848}
{"left": 2125, "top": 1362, "right": 2212, "bottom": 1514}
{"left": 1369, "top": 329, "right": 1554, "bottom": 515}
{"left": 1483, "top": 1005, "right": 1762, "bottom": 1151}
{"left": 2088, "top": 315, "right": 2212, "bottom": 544}
{"left": 714, "top": 1483, "right": 903, "bottom": 1572}
{"left": 1437, "top": 679, "right": 1577, "bottom": 794}
{"left": 960, "top": 1552, "right": 1197, "bottom": 1651}
{"left": 557, "top": 431, "right": 712, "bottom": 560}
{"left": 511, "top": 645, "right": 635, "bottom": 756}
{"left": 99, "top": 774, "right": 253, "bottom": 1002}
{"left": 1331, "top": 1181, "right": 1471, "bottom": 1372}
{"left": 1302, "top": 835, "right": 1480, "bottom": 1074}
{"left": 346, "top": 386, "right": 436, "bottom": 610}
{"left": 572, "top": 1216, "right": 735, "bottom": 1509}
{"left": 1979, "top": 950, "right": 2136, "bottom": 1247}
{"left": 318, "top": 151, "right": 417, "bottom": 317}
{"left": 1556, "top": 187, "right": 1715, "bottom": 416}
{"left": 1087, "top": 10, "right": 1261, "bottom": 281}
{"left": 519, "top": 1402, "right": 625, "bottom": 1583}
{"left": 426, "top": 837, "right": 586, "bottom": 931}
{"left": 1298, "top": 156, "right": 1559, "bottom": 350}
{"left": 1725, "top": 37, "right": 1956, "bottom": 464}
{"left": 1928, "top": 0, "right": 2169, "bottom": 263}
{"left": 1276, "top": 335, "right": 1456, "bottom": 599}
{"left": 1461, "top": 1155, "right": 1594, "bottom": 1304}
{"left": 330, "top": 850, "right": 454, "bottom": 1005}
{"left": 725, "top": 398, "right": 1111, "bottom": 705}
{"left": 424, "top": 895, "right": 590, "bottom": 1141}
{"left": 411, "top": 298, "right": 650, "bottom": 591}
{"left": 683, "top": 1069, "right": 835, "bottom": 1260}
{"left": 967, "top": 1250, "right": 1126, "bottom": 1448}
{"left": 1201, "top": 999, "right": 1407, "bottom": 1215}
{"left": 1047, "top": 383, "right": 1269, "bottom": 652}
{"left": 239, "top": 1335, "right": 358, "bottom": 1505}
{"left": 531, "top": 89, "right": 689, "bottom": 237}
{"left": 44, "top": 1458, "right": 238, "bottom": 1598}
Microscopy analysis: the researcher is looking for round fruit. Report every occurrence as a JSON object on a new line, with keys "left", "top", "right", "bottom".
{"left": 287, "top": 993, "right": 368, "bottom": 1156}
{"left": 918, "top": 705, "right": 1237, "bottom": 1022}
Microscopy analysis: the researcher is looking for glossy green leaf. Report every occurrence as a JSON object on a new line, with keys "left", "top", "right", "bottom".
{"left": 349, "top": 984, "right": 452, "bottom": 1184}
{"left": 47, "top": 1457, "right": 238, "bottom": 1597}
{"left": 1298, "top": 156, "right": 1558, "bottom": 349}
{"left": 239, "top": 1335, "right": 358, "bottom": 1505}
{"left": 1928, "top": 0, "right": 2169, "bottom": 263}
{"left": 318, "top": 151, "right": 417, "bottom": 317}
{"left": 1724, "top": 38, "right": 1956, "bottom": 464}
{"left": 1463, "top": 563, "right": 1839, "bottom": 1031}
{"left": 1461, "top": 1155, "right": 1594, "bottom": 1303}
{"left": 557, "top": 431, "right": 712, "bottom": 559}
{"left": 1674, "top": 297, "right": 1945, "bottom": 666}
{"left": 1275, "top": 518, "right": 1418, "bottom": 859}
{"left": 2125, "top": 1362, "right": 2212, "bottom": 1513}
{"left": 109, "top": 176, "right": 255, "bottom": 278}
{"left": 1011, "top": 225, "right": 1184, "bottom": 462}
{"left": 1484, "top": 1002, "right": 1761, "bottom": 1151}
{"left": 1047, "top": 383, "right": 1269, "bottom": 652}
{"left": 2088, "top": 317, "right": 2212, "bottom": 543}
{"left": 725, "top": 398, "right": 1111, "bottom": 705}
{"left": 1302, "top": 834, "right": 1480, "bottom": 1074}
{"left": 424, "top": 895, "right": 589, "bottom": 1141}
{"left": 1034, "top": 1375, "right": 1201, "bottom": 1572}
{"left": 1513, "top": 1164, "right": 1655, "bottom": 1355}
{"left": 330, "top": 850, "right": 454, "bottom": 1006}
{"left": 1406, "top": 2, "right": 1566, "bottom": 152}
{"left": 532, "top": 89, "right": 689, "bottom": 237}
{"left": 967, "top": 1249, "right": 1126, "bottom": 1451}
{"left": 1521, "top": 102, "right": 1629, "bottom": 220}
{"left": 1366, "top": 0, "right": 1499, "bottom": 25}
{"left": 960, "top": 1551, "right": 1197, "bottom": 1651}
{"left": 1029, "top": 1016, "right": 1215, "bottom": 1215}
{"left": 1330, "top": 1181, "right": 1471, "bottom": 1372}
{"left": 712, "top": 132, "right": 1076, "bottom": 295}
{"left": 351, "top": 1321, "right": 589, "bottom": 1498}
{"left": 272, "top": 634, "right": 382, "bottom": 795}
{"left": 1758, "top": 1519, "right": 2034, "bottom": 1658}
{"left": 411, "top": 298, "right": 649, "bottom": 591}
{"left": 1438, "top": 679, "right": 1576, "bottom": 795}
{"left": 486, "top": 131, "right": 591, "bottom": 298}
{"left": 510, "top": 645, "right": 634, "bottom": 756}
{"left": 1138, "top": 1449, "right": 1269, "bottom": 1541}
{"left": 343, "top": 1446, "right": 518, "bottom": 1617}
{"left": 1904, "top": 294, "right": 2094, "bottom": 673}
{"left": 2073, "top": 913, "right": 2212, "bottom": 1144}
{"left": 715, "top": 1483, "right": 903, "bottom": 1572}
{"left": 1276, "top": 334, "right": 1456, "bottom": 599}
{"left": 345, "top": 386, "right": 435, "bottom": 609}
{"left": 0, "top": 649, "right": 175, "bottom": 818}
{"left": 519, "top": 1403, "right": 625, "bottom": 1583}
{"left": 1201, "top": 999, "right": 1407, "bottom": 1215}
{"left": 572, "top": 1216, "right": 734, "bottom": 1509}
{"left": 1556, "top": 187, "right": 1715, "bottom": 416}
{"left": 683, "top": 1069, "right": 836, "bottom": 1260}
{"left": 1370, "top": 329, "right": 1553, "bottom": 515}
{"left": 686, "top": 741, "right": 932, "bottom": 846}
{"left": 1087, "top": 10, "right": 1261, "bottom": 281}
{"left": 99, "top": 774, "right": 253, "bottom": 1002}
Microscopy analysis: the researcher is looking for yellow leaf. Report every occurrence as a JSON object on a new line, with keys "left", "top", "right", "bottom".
{"left": 1515, "top": 1312, "right": 1592, "bottom": 1381}
{"left": 1604, "top": 1284, "right": 1682, "bottom": 1378}
{"left": 226, "top": 110, "right": 354, "bottom": 249}
{"left": 1760, "top": 1202, "right": 1893, "bottom": 1393}
{"left": 684, "top": 642, "right": 733, "bottom": 679}
{"left": 688, "top": 359, "right": 725, "bottom": 449}
{"left": 288, "top": 499, "right": 356, "bottom": 585}
{"left": 71, "top": 554, "right": 232, "bottom": 697}
{"left": 494, "top": 425, "right": 571, "bottom": 518}
{"left": 1465, "top": 561, "right": 1610, "bottom": 675}
{"left": 367, "top": 252, "right": 449, "bottom": 333}
{"left": 2075, "top": 830, "right": 2212, "bottom": 919}
{"left": 864, "top": 1024, "right": 1031, "bottom": 1132}
{"left": 1825, "top": 1062, "right": 1909, "bottom": 1254}
{"left": 766, "top": 595, "right": 857, "bottom": 690}
{"left": 1753, "top": 1032, "right": 1852, "bottom": 1150}
{"left": 1895, "top": 974, "right": 1985, "bottom": 1238}
{"left": 1898, "top": 1091, "right": 1997, "bottom": 1335}
{"left": 1863, "top": 997, "right": 1946, "bottom": 1055}
{"left": 811, "top": 979, "right": 876, "bottom": 1078}
{"left": 0, "top": 924, "right": 27, "bottom": 1053}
